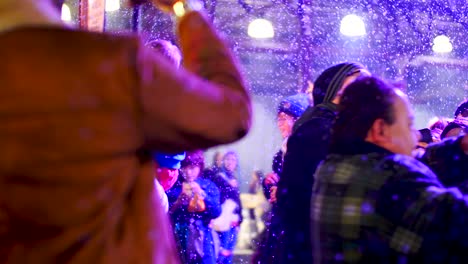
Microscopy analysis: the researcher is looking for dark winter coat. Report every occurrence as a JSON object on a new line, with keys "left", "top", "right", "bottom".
{"left": 312, "top": 137, "right": 468, "bottom": 263}
{"left": 167, "top": 177, "right": 221, "bottom": 264}
{"left": 207, "top": 169, "right": 243, "bottom": 224}
{"left": 262, "top": 150, "right": 283, "bottom": 200}
{"left": 255, "top": 149, "right": 286, "bottom": 264}
{"left": 275, "top": 102, "right": 337, "bottom": 263}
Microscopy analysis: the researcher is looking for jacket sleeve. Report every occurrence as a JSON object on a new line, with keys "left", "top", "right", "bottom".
{"left": 135, "top": 11, "right": 251, "bottom": 152}
{"left": 376, "top": 167, "right": 468, "bottom": 259}
{"left": 419, "top": 135, "right": 468, "bottom": 188}
{"left": 262, "top": 150, "right": 284, "bottom": 200}
{"left": 196, "top": 180, "right": 222, "bottom": 220}
{"left": 167, "top": 185, "right": 186, "bottom": 218}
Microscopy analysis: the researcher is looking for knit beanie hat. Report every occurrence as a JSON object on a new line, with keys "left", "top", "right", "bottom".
{"left": 313, "top": 62, "right": 367, "bottom": 106}
{"left": 278, "top": 93, "right": 309, "bottom": 119}
{"left": 154, "top": 152, "right": 186, "bottom": 169}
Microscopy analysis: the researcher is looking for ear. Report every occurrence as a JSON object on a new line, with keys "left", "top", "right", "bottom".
{"left": 366, "top": 118, "right": 389, "bottom": 144}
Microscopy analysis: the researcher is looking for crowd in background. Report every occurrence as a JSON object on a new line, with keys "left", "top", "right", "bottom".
{"left": 1, "top": 1, "right": 467, "bottom": 264}
{"left": 157, "top": 80, "right": 467, "bottom": 264}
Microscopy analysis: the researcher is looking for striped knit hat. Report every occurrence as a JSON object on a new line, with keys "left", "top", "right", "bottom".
{"left": 313, "top": 62, "right": 367, "bottom": 106}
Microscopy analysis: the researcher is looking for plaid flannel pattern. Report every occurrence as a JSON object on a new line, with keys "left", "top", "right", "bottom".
{"left": 311, "top": 149, "right": 468, "bottom": 263}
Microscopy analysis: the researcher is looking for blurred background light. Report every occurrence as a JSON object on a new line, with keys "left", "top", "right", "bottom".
{"left": 106, "top": 0, "right": 120, "bottom": 12}
{"left": 340, "top": 14, "right": 366, "bottom": 37}
{"left": 248, "top": 18, "right": 275, "bottom": 39}
{"left": 61, "top": 4, "right": 72, "bottom": 22}
{"left": 432, "top": 35, "right": 453, "bottom": 53}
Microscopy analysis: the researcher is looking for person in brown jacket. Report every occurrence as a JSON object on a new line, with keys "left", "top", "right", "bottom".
{"left": 0, "top": 0, "right": 252, "bottom": 263}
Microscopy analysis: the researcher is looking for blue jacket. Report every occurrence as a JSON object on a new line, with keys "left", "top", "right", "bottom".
{"left": 167, "top": 177, "right": 221, "bottom": 264}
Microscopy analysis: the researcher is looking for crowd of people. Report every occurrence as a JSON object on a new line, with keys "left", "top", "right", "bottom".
{"left": 0, "top": 0, "right": 467, "bottom": 264}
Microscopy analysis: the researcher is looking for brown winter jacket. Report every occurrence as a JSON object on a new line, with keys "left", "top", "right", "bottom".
{"left": 0, "top": 9, "right": 251, "bottom": 264}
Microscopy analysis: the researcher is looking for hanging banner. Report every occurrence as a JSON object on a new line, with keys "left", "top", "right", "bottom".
{"left": 79, "top": 0, "right": 106, "bottom": 32}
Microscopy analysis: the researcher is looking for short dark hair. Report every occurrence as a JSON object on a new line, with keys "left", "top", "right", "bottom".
{"left": 331, "top": 76, "right": 397, "bottom": 149}
{"left": 454, "top": 100, "right": 468, "bottom": 118}
{"left": 181, "top": 150, "right": 205, "bottom": 171}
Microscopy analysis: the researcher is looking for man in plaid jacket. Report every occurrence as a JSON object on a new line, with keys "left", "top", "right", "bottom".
{"left": 311, "top": 76, "right": 468, "bottom": 263}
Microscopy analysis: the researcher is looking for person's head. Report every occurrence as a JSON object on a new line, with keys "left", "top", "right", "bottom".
{"left": 313, "top": 62, "right": 370, "bottom": 106}
{"left": 154, "top": 152, "right": 186, "bottom": 190}
{"left": 181, "top": 150, "right": 205, "bottom": 182}
{"left": 223, "top": 151, "right": 238, "bottom": 173}
{"left": 277, "top": 93, "right": 309, "bottom": 138}
{"left": 427, "top": 116, "right": 451, "bottom": 142}
{"left": 454, "top": 100, "right": 468, "bottom": 119}
{"left": 331, "top": 76, "right": 420, "bottom": 156}
{"left": 147, "top": 39, "right": 182, "bottom": 67}
{"left": 416, "top": 128, "right": 433, "bottom": 149}
{"left": 418, "top": 128, "right": 433, "bottom": 144}
{"left": 213, "top": 151, "right": 224, "bottom": 168}
{"left": 440, "top": 119, "right": 468, "bottom": 139}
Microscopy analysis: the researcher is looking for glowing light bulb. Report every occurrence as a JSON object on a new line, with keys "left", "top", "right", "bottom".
{"left": 432, "top": 35, "right": 453, "bottom": 53}
{"left": 340, "top": 14, "right": 366, "bottom": 37}
{"left": 173, "top": 1, "right": 186, "bottom": 17}
{"left": 248, "top": 19, "right": 274, "bottom": 39}
{"left": 105, "top": 0, "right": 120, "bottom": 12}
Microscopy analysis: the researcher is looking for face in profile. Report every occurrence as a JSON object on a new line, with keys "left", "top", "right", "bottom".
{"left": 384, "top": 92, "right": 420, "bottom": 156}
{"left": 277, "top": 112, "right": 295, "bottom": 139}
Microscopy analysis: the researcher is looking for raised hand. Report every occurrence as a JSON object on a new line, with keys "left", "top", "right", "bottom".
{"left": 189, "top": 181, "right": 203, "bottom": 195}
{"left": 269, "top": 186, "right": 278, "bottom": 203}
{"left": 182, "top": 182, "right": 193, "bottom": 197}
{"left": 229, "top": 179, "right": 238, "bottom": 188}
{"left": 264, "top": 172, "right": 279, "bottom": 186}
